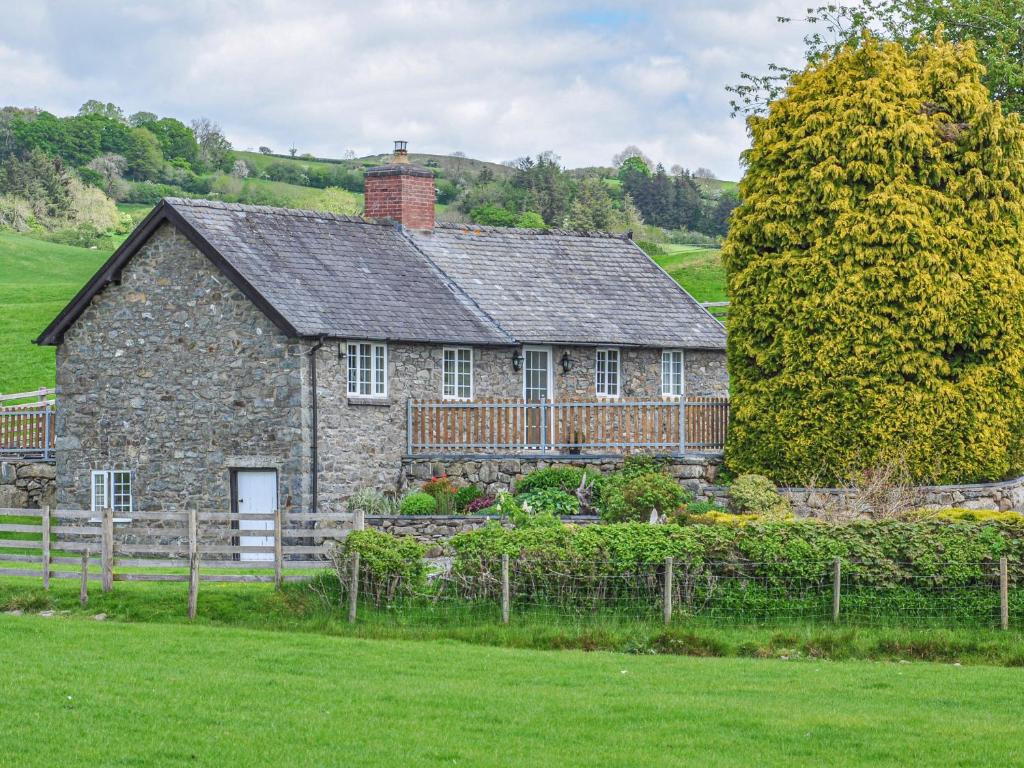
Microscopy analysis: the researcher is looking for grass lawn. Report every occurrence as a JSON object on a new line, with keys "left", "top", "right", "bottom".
{"left": 0, "top": 231, "right": 107, "bottom": 392}
{"left": 653, "top": 244, "right": 727, "bottom": 304}
{"left": 1, "top": 614, "right": 1022, "bottom": 767}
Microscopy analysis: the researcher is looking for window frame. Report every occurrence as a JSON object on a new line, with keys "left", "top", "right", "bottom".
{"left": 661, "top": 349, "right": 685, "bottom": 398}
{"left": 346, "top": 341, "right": 388, "bottom": 398}
{"left": 90, "top": 469, "right": 134, "bottom": 515}
{"left": 594, "top": 347, "right": 621, "bottom": 398}
{"left": 442, "top": 346, "right": 474, "bottom": 401}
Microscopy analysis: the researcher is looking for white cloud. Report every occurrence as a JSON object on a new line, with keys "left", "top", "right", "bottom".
{"left": 0, "top": 0, "right": 815, "bottom": 178}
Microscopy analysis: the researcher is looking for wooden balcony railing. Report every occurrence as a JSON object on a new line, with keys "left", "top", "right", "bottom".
{"left": 407, "top": 397, "right": 728, "bottom": 456}
{"left": 0, "top": 388, "right": 56, "bottom": 459}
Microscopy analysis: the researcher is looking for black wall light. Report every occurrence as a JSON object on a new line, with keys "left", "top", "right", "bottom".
{"left": 560, "top": 351, "right": 573, "bottom": 374}
{"left": 511, "top": 350, "right": 524, "bottom": 371}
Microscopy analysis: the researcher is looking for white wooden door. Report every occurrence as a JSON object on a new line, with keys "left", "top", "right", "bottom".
{"left": 236, "top": 470, "right": 276, "bottom": 562}
{"left": 523, "top": 347, "right": 552, "bottom": 447}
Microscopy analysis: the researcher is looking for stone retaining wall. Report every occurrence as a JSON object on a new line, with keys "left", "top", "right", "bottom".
{"left": 696, "top": 474, "right": 1024, "bottom": 515}
{"left": 399, "top": 454, "right": 722, "bottom": 496}
{"left": 0, "top": 461, "right": 56, "bottom": 509}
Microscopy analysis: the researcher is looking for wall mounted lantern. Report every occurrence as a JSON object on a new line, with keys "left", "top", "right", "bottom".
{"left": 560, "top": 351, "right": 573, "bottom": 374}
{"left": 511, "top": 350, "right": 524, "bottom": 372}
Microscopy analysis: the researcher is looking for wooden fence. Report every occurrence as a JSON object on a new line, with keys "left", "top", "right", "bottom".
{"left": 0, "top": 388, "right": 56, "bottom": 459}
{"left": 0, "top": 506, "right": 353, "bottom": 618}
{"left": 407, "top": 397, "right": 729, "bottom": 455}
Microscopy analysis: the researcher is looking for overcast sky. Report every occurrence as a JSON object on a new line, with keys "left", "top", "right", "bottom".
{"left": 1, "top": 1, "right": 816, "bottom": 179}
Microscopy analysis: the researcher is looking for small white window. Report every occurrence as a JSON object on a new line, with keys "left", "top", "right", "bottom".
{"left": 91, "top": 470, "right": 133, "bottom": 513}
{"left": 443, "top": 347, "right": 473, "bottom": 400}
{"left": 347, "top": 342, "right": 387, "bottom": 397}
{"left": 595, "top": 348, "right": 620, "bottom": 397}
{"left": 662, "top": 350, "right": 684, "bottom": 397}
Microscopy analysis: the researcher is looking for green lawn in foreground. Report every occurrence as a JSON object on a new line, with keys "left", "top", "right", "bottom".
{"left": 653, "top": 244, "right": 727, "bottom": 304}
{"left": 0, "top": 231, "right": 107, "bottom": 393}
{"left": 1, "top": 615, "right": 1021, "bottom": 767}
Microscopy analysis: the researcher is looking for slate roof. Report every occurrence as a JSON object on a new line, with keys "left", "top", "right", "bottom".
{"left": 166, "top": 199, "right": 511, "bottom": 344}
{"left": 37, "top": 198, "right": 725, "bottom": 350}
{"left": 409, "top": 224, "right": 726, "bottom": 349}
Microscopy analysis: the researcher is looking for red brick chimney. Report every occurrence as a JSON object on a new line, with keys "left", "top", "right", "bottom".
{"left": 363, "top": 140, "right": 435, "bottom": 231}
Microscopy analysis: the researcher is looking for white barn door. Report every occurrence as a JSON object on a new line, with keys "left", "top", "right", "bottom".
{"left": 235, "top": 470, "right": 277, "bottom": 562}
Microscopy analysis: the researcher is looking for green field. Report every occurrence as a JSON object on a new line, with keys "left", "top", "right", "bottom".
{"left": 208, "top": 174, "right": 363, "bottom": 213}
{"left": 1, "top": 613, "right": 1022, "bottom": 767}
{"left": 0, "top": 231, "right": 107, "bottom": 392}
{"left": 653, "top": 244, "right": 727, "bottom": 304}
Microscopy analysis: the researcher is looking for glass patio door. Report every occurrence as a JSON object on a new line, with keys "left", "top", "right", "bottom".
{"left": 523, "top": 347, "right": 551, "bottom": 448}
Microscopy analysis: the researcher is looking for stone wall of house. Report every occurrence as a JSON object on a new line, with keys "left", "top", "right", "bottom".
{"left": 316, "top": 344, "right": 727, "bottom": 509}
{"left": 0, "top": 461, "right": 56, "bottom": 509}
{"left": 685, "top": 350, "right": 729, "bottom": 398}
{"left": 398, "top": 454, "right": 722, "bottom": 496}
{"left": 55, "top": 223, "right": 309, "bottom": 518}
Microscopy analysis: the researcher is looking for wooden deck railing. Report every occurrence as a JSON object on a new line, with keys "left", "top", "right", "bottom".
{"left": 0, "top": 388, "right": 55, "bottom": 459}
{"left": 407, "top": 397, "right": 728, "bottom": 456}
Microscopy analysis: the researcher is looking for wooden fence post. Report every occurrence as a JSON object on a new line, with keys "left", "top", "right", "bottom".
{"left": 41, "top": 505, "right": 50, "bottom": 590}
{"left": 832, "top": 558, "right": 842, "bottom": 623}
{"left": 79, "top": 550, "right": 89, "bottom": 607}
{"left": 501, "top": 554, "right": 510, "bottom": 625}
{"left": 348, "top": 551, "right": 360, "bottom": 624}
{"left": 1000, "top": 556, "right": 1009, "bottom": 631}
{"left": 353, "top": 507, "right": 365, "bottom": 532}
{"left": 101, "top": 507, "right": 113, "bottom": 592}
{"left": 663, "top": 556, "right": 674, "bottom": 625}
{"left": 273, "top": 507, "right": 283, "bottom": 588}
{"left": 187, "top": 508, "right": 199, "bottom": 621}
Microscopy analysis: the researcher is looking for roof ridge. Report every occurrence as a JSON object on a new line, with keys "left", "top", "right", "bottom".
{"left": 433, "top": 221, "right": 631, "bottom": 239}
{"left": 163, "top": 197, "right": 388, "bottom": 226}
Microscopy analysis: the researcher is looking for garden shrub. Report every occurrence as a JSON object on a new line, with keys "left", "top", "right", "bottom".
{"left": 399, "top": 492, "right": 437, "bottom": 516}
{"left": 346, "top": 488, "right": 398, "bottom": 517}
{"left": 514, "top": 466, "right": 604, "bottom": 498}
{"left": 422, "top": 477, "right": 456, "bottom": 514}
{"left": 728, "top": 475, "right": 791, "bottom": 519}
{"left": 600, "top": 470, "right": 691, "bottom": 522}
{"left": 465, "top": 495, "right": 496, "bottom": 514}
{"left": 723, "top": 34, "right": 1024, "bottom": 485}
{"left": 338, "top": 529, "right": 427, "bottom": 605}
{"left": 454, "top": 485, "right": 484, "bottom": 513}
{"left": 519, "top": 488, "right": 580, "bottom": 517}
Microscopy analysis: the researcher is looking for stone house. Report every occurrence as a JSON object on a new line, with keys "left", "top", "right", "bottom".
{"left": 36, "top": 143, "right": 728, "bottom": 524}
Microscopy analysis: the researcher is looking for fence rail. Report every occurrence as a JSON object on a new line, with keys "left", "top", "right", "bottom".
{"left": 407, "top": 397, "right": 728, "bottom": 455}
{"left": 0, "top": 506, "right": 353, "bottom": 618}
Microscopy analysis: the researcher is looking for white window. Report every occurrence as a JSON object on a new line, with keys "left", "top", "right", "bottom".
{"left": 347, "top": 342, "right": 387, "bottom": 397}
{"left": 595, "top": 348, "right": 620, "bottom": 397}
{"left": 662, "top": 350, "right": 684, "bottom": 397}
{"left": 443, "top": 347, "right": 473, "bottom": 400}
{"left": 91, "top": 470, "right": 133, "bottom": 513}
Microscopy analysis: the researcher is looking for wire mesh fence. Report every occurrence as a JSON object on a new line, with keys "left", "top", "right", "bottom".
{"left": 325, "top": 555, "right": 1020, "bottom": 630}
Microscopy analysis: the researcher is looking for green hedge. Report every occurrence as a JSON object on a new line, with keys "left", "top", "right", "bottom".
{"left": 448, "top": 520, "right": 1021, "bottom": 588}
{"left": 340, "top": 529, "right": 427, "bottom": 604}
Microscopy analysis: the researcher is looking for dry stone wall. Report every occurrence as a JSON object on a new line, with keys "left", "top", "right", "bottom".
{"left": 399, "top": 454, "right": 722, "bottom": 496}
{"left": 0, "top": 461, "right": 56, "bottom": 509}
